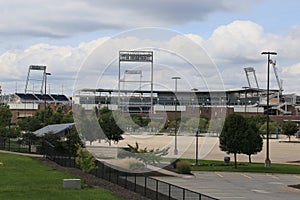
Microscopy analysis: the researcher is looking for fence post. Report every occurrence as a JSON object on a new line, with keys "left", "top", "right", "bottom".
{"left": 156, "top": 179, "right": 159, "bottom": 200}
{"left": 134, "top": 173, "right": 136, "bottom": 192}
{"left": 169, "top": 184, "right": 171, "bottom": 200}
{"left": 109, "top": 167, "right": 111, "bottom": 182}
{"left": 125, "top": 173, "right": 127, "bottom": 188}
{"left": 8, "top": 138, "right": 10, "bottom": 151}
{"left": 101, "top": 163, "right": 104, "bottom": 178}
{"left": 183, "top": 188, "right": 185, "bottom": 200}
{"left": 144, "top": 176, "right": 147, "bottom": 196}
{"left": 116, "top": 170, "right": 119, "bottom": 184}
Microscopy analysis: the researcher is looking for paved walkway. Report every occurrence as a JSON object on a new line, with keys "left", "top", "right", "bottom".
{"left": 154, "top": 172, "right": 300, "bottom": 200}
{"left": 91, "top": 134, "right": 300, "bottom": 165}
{"left": 0, "top": 150, "right": 43, "bottom": 158}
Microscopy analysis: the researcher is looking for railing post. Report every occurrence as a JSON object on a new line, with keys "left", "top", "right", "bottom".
{"left": 116, "top": 170, "right": 119, "bottom": 184}
{"left": 169, "top": 184, "right": 171, "bottom": 200}
{"left": 109, "top": 167, "right": 111, "bottom": 182}
{"left": 144, "top": 176, "right": 147, "bottom": 196}
{"left": 183, "top": 188, "right": 185, "bottom": 200}
{"left": 125, "top": 173, "right": 127, "bottom": 188}
{"left": 156, "top": 179, "right": 159, "bottom": 200}
{"left": 101, "top": 163, "right": 104, "bottom": 178}
{"left": 134, "top": 174, "right": 137, "bottom": 192}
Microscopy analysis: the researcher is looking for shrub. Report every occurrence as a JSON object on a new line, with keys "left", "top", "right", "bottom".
{"left": 75, "top": 145, "right": 97, "bottom": 173}
{"left": 176, "top": 160, "right": 191, "bottom": 174}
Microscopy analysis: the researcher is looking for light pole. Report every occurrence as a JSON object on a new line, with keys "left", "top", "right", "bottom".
{"left": 261, "top": 51, "right": 277, "bottom": 168}
{"left": 44, "top": 72, "right": 51, "bottom": 123}
{"left": 195, "top": 128, "right": 199, "bottom": 166}
{"left": 172, "top": 76, "right": 181, "bottom": 155}
{"left": 242, "top": 86, "right": 249, "bottom": 115}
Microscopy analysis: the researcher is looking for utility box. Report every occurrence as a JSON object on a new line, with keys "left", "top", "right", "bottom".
{"left": 63, "top": 179, "right": 81, "bottom": 189}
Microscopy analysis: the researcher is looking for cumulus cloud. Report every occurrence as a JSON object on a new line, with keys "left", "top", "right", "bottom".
{"left": 1, "top": 20, "right": 300, "bottom": 95}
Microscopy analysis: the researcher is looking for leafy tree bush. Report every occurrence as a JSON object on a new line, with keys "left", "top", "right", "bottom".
{"left": 242, "top": 117, "right": 263, "bottom": 163}
{"left": 75, "top": 145, "right": 97, "bottom": 173}
{"left": 0, "top": 105, "right": 12, "bottom": 128}
{"left": 282, "top": 120, "right": 298, "bottom": 142}
{"left": 175, "top": 160, "right": 191, "bottom": 174}
{"left": 219, "top": 114, "right": 248, "bottom": 168}
{"left": 259, "top": 121, "right": 278, "bottom": 138}
{"left": 99, "top": 107, "right": 124, "bottom": 146}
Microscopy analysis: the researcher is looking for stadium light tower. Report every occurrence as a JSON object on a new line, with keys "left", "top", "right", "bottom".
{"left": 172, "top": 76, "right": 181, "bottom": 155}
{"left": 261, "top": 51, "right": 277, "bottom": 168}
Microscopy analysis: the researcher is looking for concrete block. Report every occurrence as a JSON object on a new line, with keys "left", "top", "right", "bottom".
{"left": 63, "top": 179, "right": 81, "bottom": 189}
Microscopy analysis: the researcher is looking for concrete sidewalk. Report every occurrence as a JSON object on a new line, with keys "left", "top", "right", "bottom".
{"left": 0, "top": 150, "right": 43, "bottom": 158}
{"left": 95, "top": 134, "right": 300, "bottom": 165}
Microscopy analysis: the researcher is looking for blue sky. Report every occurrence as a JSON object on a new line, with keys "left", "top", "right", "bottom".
{"left": 0, "top": 0, "right": 300, "bottom": 95}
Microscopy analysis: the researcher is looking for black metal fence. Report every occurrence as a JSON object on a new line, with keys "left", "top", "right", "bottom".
{"left": 0, "top": 136, "right": 41, "bottom": 153}
{"left": 44, "top": 144, "right": 218, "bottom": 200}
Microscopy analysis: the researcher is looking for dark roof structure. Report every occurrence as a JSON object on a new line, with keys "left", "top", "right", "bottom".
{"left": 15, "top": 93, "right": 70, "bottom": 102}
{"left": 15, "top": 93, "right": 38, "bottom": 101}
{"left": 51, "top": 94, "right": 70, "bottom": 101}
{"left": 33, "top": 123, "right": 75, "bottom": 137}
{"left": 34, "top": 94, "right": 54, "bottom": 101}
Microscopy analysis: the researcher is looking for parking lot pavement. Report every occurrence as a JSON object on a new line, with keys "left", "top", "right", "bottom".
{"left": 154, "top": 172, "right": 300, "bottom": 200}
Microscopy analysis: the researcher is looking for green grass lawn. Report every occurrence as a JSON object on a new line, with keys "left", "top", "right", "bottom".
{"left": 182, "top": 159, "right": 300, "bottom": 174}
{"left": 0, "top": 152, "right": 123, "bottom": 200}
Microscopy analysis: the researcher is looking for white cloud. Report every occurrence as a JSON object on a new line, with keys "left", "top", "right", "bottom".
{"left": 0, "top": 0, "right": 260, "bottom": 38}
{"left": 1, "top": 20, "right": 300, "bottom": 95}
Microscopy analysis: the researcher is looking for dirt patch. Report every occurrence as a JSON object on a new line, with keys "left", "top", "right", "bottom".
{"left": 36, "top": 157, "right": 150, "bottom": 200}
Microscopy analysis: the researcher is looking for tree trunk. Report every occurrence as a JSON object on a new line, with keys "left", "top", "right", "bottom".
{"left": 234, "top": 153, "right": 237, "bottom": 169}
{"left": 289, "top": 135, "right": 291, "bottom": 142}
{"left": 248, "top": 154, "right": 252, "bottom": 163}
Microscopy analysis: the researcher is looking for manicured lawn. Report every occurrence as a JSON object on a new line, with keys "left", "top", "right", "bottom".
{"left": 181, "top": 159, "right": 300, "bottom": 174}
{"left": 0, "top": 152, "right": 123, "bottom": 200}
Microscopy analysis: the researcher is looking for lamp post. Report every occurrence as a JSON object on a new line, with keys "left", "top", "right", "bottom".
{"left": 44, "top": 72, "right": 51, "bottom": 123}
{"left": 261, "top": 51, "right": 277, "bottom": 168}
{"left": 242, "top": 86, "right": 249, "bottom": 115}
{"left": 172, "top": 76, "right": 181, "bottom": 155}
{"left": 195, "top": 128, "right": 199, "bottom": 166}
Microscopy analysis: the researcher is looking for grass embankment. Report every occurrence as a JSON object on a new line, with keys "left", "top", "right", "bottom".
{"left": 0, "top": 152, "right": 122, "bottom": 200}
{"left": 181, "top": 159, "right": 300, "bottom": 174}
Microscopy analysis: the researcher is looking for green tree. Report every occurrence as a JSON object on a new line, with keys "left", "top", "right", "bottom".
{"left": 249, "top": 115, "right": 268, "bottom": 128}
{"left": 62, "top": 110, "right": 74, "bottom": 123}
{"left": 219, "top": 114, "right": 248, "bottom": 168}
{"left": 242, "top": 117, "right": 263, "bottom": 163}
{"left": 282, "top": 120, "right": 298, "bottom": 142}
{"left": 184, "top": 117, "right": 208, "bottom": 133}
{"left": 0, "top": 105, "right": 12, "bottom": 128}
{"left": 17, "top": 116, "right": 42, "bottom": 133}
{"left": 48, "top": 106, "right": 64, "bottom": 124}
{"left": 99, "top": 107, "right": 124, "bottom": 146}
{"left": 259, "top": 121, "right": 278, "bottom": 138}
{"left": 75, "top": 145, "right": 97, "bottom": 173}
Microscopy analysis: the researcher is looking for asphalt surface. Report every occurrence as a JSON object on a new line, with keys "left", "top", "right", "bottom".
{"left": 154, "top": 172, "right": 300, "bottom": 200}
